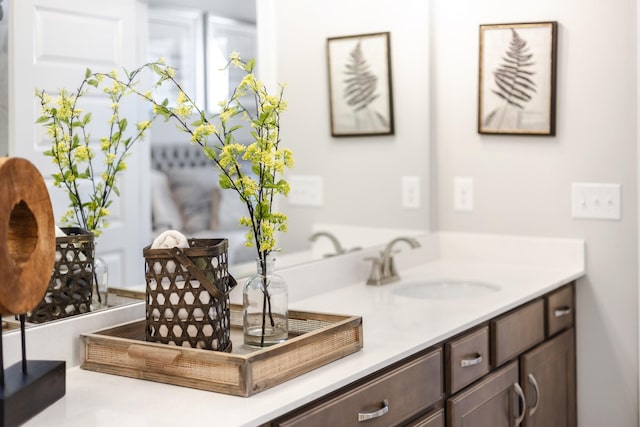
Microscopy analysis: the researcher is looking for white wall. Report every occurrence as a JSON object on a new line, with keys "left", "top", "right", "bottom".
{"left": 0, "top": 0, "right": 8, "bottom": 156}
{"left": 431, "top": 1, "right": 638, "bottom": 426}
{"left": 263, "top": 0, "right": 431, "bottom": 253}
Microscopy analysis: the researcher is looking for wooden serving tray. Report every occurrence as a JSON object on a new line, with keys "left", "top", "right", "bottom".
{"left": 80, "top": 305, "right": 363, "bottom": 397}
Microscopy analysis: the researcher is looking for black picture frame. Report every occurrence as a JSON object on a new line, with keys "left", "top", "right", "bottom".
{"left": 478, "top": 21, "right": 558, "bottom": 136}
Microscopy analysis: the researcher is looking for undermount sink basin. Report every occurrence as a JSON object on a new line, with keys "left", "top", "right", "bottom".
{"left": 392, "top": 280, "right": 501, "bottom": 300}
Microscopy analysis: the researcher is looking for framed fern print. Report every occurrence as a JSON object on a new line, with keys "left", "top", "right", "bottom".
{"left": 478, "top": 22, "right": 558, "bottom": 135}
{"left": 327, "top": 32, "right": 394, "bottom": 137}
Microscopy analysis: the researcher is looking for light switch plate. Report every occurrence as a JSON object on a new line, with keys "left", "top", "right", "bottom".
{"left": 454, "top": 177, "right": 474, "bottom": 212}
{"left": 288, "top": 175, "right": 324, "bottom": 207}
{"left": 571, "top": 182, "right": 621, "bottom": 220}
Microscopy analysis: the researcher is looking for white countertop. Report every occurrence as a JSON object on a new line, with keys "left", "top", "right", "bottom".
{"left": 23, "top": 233, "right": 585, "bottom": 426}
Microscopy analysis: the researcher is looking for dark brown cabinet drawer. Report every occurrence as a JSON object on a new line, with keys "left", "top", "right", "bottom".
{"left": 445, "top": 326, "right": 490, "bottom": 394}
{"left": 409, "top": 409, "right": 444, "bottom": 427}
{"left": 546, "top": 284, "right": 574, "bottom": 336}
{"left": 491, "top": 299, "right": 544, "bottom": 367}
{"left": 275, "top": 348, "right": 443, "bottom": 427}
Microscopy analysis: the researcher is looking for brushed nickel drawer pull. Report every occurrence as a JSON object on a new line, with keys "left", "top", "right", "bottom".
{"left": 513, "top": 382, "right": 527, "bottom": 426}
{"left": 357, "top": 399, "right": 389, "bottom": 422}
{"left": 554, "top": 306, "right": 572, "bottom": 318}
{"left": 527, "top": 373, "right": 541, "bottom": 416}
{"left": 460, "top": 354, "right": 483, "bottom": 368}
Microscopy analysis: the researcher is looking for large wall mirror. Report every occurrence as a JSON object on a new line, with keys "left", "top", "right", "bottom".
{"left": 147, "top": 0, "right": 431, "bottom": 275}
{"left": 2, "top": 0, "right": 430, "bottom": 329}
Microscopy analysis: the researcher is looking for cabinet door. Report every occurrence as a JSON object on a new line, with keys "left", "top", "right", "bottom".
{"left": 521, "top": 328, "right": 576, "bottom": 427}
{"left": 447, "top": 361, "right": 524, "bottom": 427}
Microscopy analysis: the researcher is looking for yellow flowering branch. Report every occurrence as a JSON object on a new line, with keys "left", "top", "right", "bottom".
{"left": 112, "top": 55, "right": 293, "bottom": 346}
{"left": 121, "top": 56, "right": 293, "bottom": 263}
{"left": 36, "top": 63, "right": 162, "bottom": 236}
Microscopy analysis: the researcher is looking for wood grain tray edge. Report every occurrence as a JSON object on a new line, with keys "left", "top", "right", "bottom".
{"left": 80, "top": 305, "right": 363, "bottom": 397}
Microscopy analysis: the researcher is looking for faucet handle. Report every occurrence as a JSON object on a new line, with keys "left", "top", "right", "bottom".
{"left": 365, "top": 257, "right": 383, "bottom": 286}
{"left": 382, "top": 249, "right": 401, "bottom": 275}
{"left": 384, "top": 256, "right": 399, "bottom": 278}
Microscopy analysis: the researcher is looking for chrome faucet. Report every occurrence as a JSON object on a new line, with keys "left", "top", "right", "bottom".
{"left": 309, "top": 231, "right": 361, "bottom": 257}
{"left": 366, "top": 237, "right": 421, "bottom": 285}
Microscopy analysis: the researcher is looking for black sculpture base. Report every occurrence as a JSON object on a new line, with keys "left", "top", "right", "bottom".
{"left": 0, "top": 360, "right": 65, "bottom": 427}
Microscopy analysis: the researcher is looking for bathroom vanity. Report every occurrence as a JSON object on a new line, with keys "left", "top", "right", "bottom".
{"left": 19, "top": 232, "right": 584, "bottom": 427}
{"left": 271, "top": 283, "right": 575, "bottom": 426}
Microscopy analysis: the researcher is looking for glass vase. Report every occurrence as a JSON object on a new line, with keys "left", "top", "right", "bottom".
{"left": 243, "top": 257, "right": 288, "bottom": 347}
{"left": 91, "top": 255, "right": 109, "bottom": 310}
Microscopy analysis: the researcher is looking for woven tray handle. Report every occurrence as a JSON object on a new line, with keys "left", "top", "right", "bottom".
{"left": 169, "top": 247, "right": 236, "bottom": 300}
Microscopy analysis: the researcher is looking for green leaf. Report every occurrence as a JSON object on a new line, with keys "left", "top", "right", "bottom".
{"left": 35, "top": 116, "right": 50, "bottom": 124}
{"left": 85, "top": 68, "right": 92, "bottom": 79}
{"left": 277, "top": 179, "right": 290, "bottom": 195}
{"left": 258, "top": 110, "right": 272, "bottom": 125}
{"left": 262, "top": 173, "right": 274, "bottom": 185}
{"left": 257, "top": 201, "right": 269, "bottom": 218}
{"left": 87, "top": 79, "right": 99, "bottom": 88}
{"left": 203, "top": 146, "right": 217, "bottom": 160}
{"left": 119, "top": 118, "right": 127, "bottom": 132}
{"left": 219, "top": 174, "right": 232, "bottom": 189}
{"left": 82, "top": 112, "right": 92, "bottom": 125}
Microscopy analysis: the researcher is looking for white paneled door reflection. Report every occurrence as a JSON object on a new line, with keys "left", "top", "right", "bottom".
{"left": 9, "top": 0, "right": 151, "bottom": 286}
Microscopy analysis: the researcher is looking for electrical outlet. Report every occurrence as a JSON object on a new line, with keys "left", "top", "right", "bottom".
{"left": 571, "top": 182, "right": 621, "bottom": 220}
{"left": 454, "top": 177, "right": 474, "bottom": 212}
{"left": 402, "top": 176, "right": 420, "bottom": 209}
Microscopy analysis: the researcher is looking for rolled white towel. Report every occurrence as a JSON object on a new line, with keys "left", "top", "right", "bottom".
{"left": 151, "top": 230, "right": 188, "bottom": 250}
{"left": 151, "top": 230, "right": 188, "bottom": 274}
